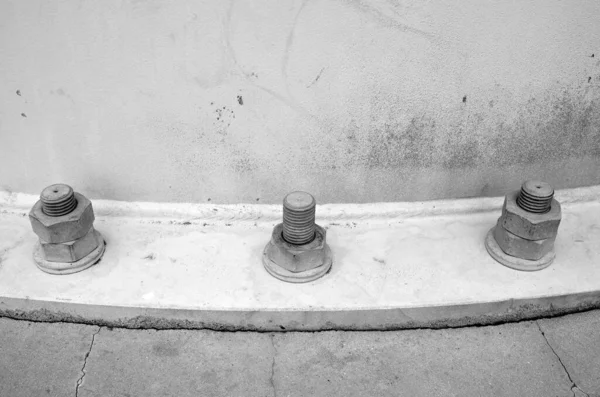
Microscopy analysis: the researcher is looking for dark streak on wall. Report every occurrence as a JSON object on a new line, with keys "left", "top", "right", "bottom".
{"left": 339, "top": 81, "right": 599, "bottom": 172}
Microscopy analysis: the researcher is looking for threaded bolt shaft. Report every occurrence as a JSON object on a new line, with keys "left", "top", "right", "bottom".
{"left": 517, "top": 180, "right": 554, "bottom": 214}
{"left": 40, "top": 184, "right": 78, "bottom": 217}
{"left": 282, "top": 191, "right": 316, "bottom": 245}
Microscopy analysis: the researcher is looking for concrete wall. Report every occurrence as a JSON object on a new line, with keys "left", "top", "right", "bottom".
{"left": 1, "top": 0, "right": 599, "bottom": 204}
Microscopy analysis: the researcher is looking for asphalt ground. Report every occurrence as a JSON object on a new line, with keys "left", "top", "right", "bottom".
{"left": 1, "top": 310, "right": 599, "bottom": 397}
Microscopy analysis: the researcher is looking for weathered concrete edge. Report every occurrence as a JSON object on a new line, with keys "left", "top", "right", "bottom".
{"left": 1, "top": 292, "right": 599, "bottom": 331}
{"left": 1, "top": 184, "right": 599, "bottom": 223}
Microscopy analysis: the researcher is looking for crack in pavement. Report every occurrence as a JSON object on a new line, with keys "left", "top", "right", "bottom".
{"left": 269, "top": 333, "right": 277, "bottom": 397}
{"left": 536, "top": 321, "right": 589, "bottom": 397}
{"left": 75, "top": 327, "right": 101, "bottom": 397}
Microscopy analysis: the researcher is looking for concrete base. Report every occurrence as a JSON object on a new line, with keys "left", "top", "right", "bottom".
{"left": 33, "top": 229, "right": 106, "bottom": 275}
{"left": 485, "top": 228, "right": 555, "bottom": 271}
{"left": 1, "top": 186, "right": 600, "bottom": 331}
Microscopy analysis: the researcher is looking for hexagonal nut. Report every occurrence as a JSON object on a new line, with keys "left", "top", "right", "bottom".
{"left": 493, "top": 221, "right": 555, "bottom": 261}
{"left": 500, "top": 190, "right": 561, "bottom": 240}
{"left": 40, "top": 227, "right": 101, "bottom": 263}
{"left": 29, "top": 193, "right": 95, "bottom": 243}
{"left": 265, "top": 223, "right": 329, "bottom": 273}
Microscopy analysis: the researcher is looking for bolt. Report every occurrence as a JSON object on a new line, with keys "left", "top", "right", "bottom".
{"left": 516, "top": 180, "right": 554, "bottom": 214}
{"left": 264, "top": 191, "right": 331, "bottom": 282}
{"left": 282, "top": 191, "right": 316, "bottom": 245}
{"left": 30, "top": 184, "right": 105, "bottom": 274}
{"left": 40, "top": 184, "right": 78, "bottom": 217}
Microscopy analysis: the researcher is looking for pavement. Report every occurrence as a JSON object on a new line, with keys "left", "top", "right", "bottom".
{"left": 1, "top": 310, "right": 599, "bottom": 397}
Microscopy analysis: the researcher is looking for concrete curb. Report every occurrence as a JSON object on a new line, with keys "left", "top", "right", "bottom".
{"left": 2, "top": 293, "right": 599, "bottom": 331}
{"left": 1, "top": 185, "right": 599, "bottom": 331}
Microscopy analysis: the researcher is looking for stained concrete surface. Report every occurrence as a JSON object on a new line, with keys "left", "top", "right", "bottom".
{"left": 79, "top": 329, "right": 274, "bottom": 397}
{"left": 273, "top": 323, "right": 571, "bottom": 397}
{"left": 539, "top": 311, "right": 600, "bottom": 396}
{"left": 0, "top": 318, "right": 97, "bottom": 397}
{"left": 2, "top": 311, "right": 600, "bottom": 396}
{"left": 1, "top": 1, "right": 600, "bottom": 204}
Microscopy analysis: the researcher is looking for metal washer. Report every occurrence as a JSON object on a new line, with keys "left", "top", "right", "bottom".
{"left": 262, "top": 244, "right": 332, "bottom": 283}
{"left": 33, "top": 229, "right": 106, "bottom": 275}
{"left": 484, "top": 227, "right": 555, "bottom": 271}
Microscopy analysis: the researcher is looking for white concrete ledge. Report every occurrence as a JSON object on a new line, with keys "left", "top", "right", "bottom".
{"left": 1, "top": 186, "right": 600, "bottom": 331}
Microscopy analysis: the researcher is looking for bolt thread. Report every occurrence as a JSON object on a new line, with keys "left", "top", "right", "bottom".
{"left": 282, "top": 191, "right": 316, "bottom": 245}
{"left": 517, "top": 181, "right": 553, "bottom": 214}
{"left": 40, "top": 184, "right": 78, "bottom": 217}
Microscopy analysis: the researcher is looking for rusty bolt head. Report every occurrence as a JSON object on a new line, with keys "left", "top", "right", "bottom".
{"left": 39, "top": 227, "right": 101, "bottom": 263}
{"left": 501, "top": 190, "right": 561, "bottom": 240}
{"left": 493, "top": 220, "right": 555, "bottom": 261}
{"left": 29, "top": 192, "right": 95, "bottom": 244}
{"left": 265, "top": 223, "right": 329, "bottom": 273}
